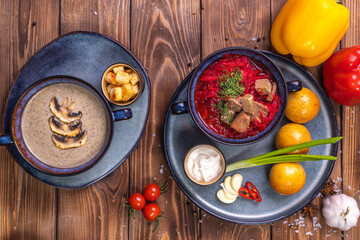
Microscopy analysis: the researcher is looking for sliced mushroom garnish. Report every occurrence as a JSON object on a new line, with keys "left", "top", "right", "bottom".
{"left": 52, "top": 130, "right": 88, "bottom": 150}
{"left": 49, "top": 116, "right": 82, "bottom": 137}
{"left": 49, "top": 97, "right": 82, "bottom": 123}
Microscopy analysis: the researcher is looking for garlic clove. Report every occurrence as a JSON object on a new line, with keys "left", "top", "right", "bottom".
{"left": 231, "top": 173, "right": 243, "bottom": 192}
{"left": 224, "top": 176, "right": 238, "bottom": 195}
{"left": 217, "top": 189, "right": 237, "bottom": 204}
{"left": 220, "top": 183, "right": 238, "bottom": 199}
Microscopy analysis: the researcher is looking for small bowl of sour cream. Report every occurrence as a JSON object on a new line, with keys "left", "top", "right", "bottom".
{"left": 184, "top": 145, "right": 226, "bottom": 185}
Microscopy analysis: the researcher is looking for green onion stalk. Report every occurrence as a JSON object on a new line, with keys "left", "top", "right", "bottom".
{"left": 226, "top": 137, "right": 342, "bottom": 173}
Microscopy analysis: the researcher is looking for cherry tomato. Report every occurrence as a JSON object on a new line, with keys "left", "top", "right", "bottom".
{"left": 143, "top": 183, "right": 161, "bottom": 201}
{"left": 128, "top": 193, "right": 146, "bottom": 210}
{"left": 142, "top": 203, "right": 161, "bottom": 221}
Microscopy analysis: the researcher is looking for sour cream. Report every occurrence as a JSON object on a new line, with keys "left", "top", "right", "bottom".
{"left": 186, "top": 145, "right": 223, "bottom": 183}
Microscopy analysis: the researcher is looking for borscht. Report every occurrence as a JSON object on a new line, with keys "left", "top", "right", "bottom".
{"left": 194, "top": 53, "right": 281, "bottom": 139}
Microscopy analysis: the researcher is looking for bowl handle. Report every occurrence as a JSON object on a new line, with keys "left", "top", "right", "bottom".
{"left": 286, "top": 80, "right": 302, "bottom": 92}
{"left": 112, "top": 108, "right": 133, "bottom": 121}
{"left": 171, "top": 101, "right": 189, "bottom": 115}
{"left": 0, "top": 135, "right": 13, "bottom": 146}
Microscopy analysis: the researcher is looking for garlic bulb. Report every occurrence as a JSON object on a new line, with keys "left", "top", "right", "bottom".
{"left": 322, "top": 194, "right": 360, "bottom": 231}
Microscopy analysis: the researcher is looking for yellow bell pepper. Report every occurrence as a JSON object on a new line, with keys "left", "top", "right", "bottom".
{"left": 271, "top": 0, "right": 349, "bottom": 67}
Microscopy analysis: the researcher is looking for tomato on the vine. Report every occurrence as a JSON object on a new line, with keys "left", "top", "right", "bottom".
{"left": 143, "top": 183, "right": 161, "bottom": 201}
{"left": 128, "top": 193, "right": 146, "bottom": 210}
{"left": 142, "top": 203, "right": 161, "bottom": 221}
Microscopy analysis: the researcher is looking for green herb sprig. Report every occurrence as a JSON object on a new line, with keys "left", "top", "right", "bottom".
{"left": 218, "top": 70, "right": 244, "bottom": 98}
{"left": 226, "top": 137, "right": 342, "bottom": 172}
{"left": 216, "top": 102, "right": 234, "bottom": 124}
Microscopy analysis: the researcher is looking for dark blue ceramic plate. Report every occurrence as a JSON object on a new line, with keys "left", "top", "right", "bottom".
{"left": 164, "top": 51, "right": 338, "bottom": 224}
{"left": 4, "top": 31, "right": 150, "bottom": 189}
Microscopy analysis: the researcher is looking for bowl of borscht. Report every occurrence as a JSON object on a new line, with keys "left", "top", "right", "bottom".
{"left": 181, "top": 47, "right": 301, "bottom": 145}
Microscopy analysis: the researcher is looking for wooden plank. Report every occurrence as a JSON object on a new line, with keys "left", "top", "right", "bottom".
{"left": 200, "top": 0, "right": 271, "bottom": 239}
{"left": 129, "top": 0, "right": 201, "bottom": 239}
{"left": 270, "top": 1, "right": 343, "bottom": 239}
{"left": 341, "top": 1, "right": 360, "bottom": 240}
{"left": 202, "top": 0, "right": 271, "bottom": 57}
{"left": 57, "top": 1, "right": 130, "bottom": 240}
{"left": 0, "top": 0, "right": 59, "bottom": 239}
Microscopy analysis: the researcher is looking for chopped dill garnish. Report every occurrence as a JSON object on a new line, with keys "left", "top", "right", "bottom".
{"left": 210, "top": 102, "right": 217, "bottom": 111}
{"left": 218, "top": 70, "right": 244, "bottom": 98}
{"left": 216, "top": 102, "right": 234, "bottom": 125}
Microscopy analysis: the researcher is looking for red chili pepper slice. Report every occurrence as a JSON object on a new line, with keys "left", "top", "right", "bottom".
{"left": 246, "top": 182, "right": 261, "bottom": 202}
{"left": 238, "top": 187, "right": 254, "bottom": 200}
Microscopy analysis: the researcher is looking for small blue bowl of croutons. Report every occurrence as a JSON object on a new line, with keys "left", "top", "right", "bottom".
{"left": 101, "top": 63, "right": 144, "bottom": 106}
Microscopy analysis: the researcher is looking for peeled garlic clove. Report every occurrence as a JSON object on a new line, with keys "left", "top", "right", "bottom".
{"left": 220, "top": 183, "right": 238, "bottom": 199}
{"left": 224, "top": 176, "right": 238, "bottom": 195}
{"left": 231, "top": 173, "right": 243, "bottom": 192}
{"left": 217, "top": 189, "right": 237, "bottom": 204}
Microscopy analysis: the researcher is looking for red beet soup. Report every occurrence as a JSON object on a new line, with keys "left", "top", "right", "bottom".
{"left": 194, "top": 53, "right": 281, "bottom": 139}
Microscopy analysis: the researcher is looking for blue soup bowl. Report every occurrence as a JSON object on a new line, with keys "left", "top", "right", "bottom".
{"left": 172, "top": 47, "right": 301, "bottom": 145}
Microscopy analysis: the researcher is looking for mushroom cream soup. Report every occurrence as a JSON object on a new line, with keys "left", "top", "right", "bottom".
{"left": 21, "top": 83, "right": 108, "bottom": 168}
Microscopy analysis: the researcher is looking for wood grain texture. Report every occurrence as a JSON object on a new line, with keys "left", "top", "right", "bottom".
{"left": 0, "top": 0, "right": 59, "bottom": 239}
{"left": 129, "top": 0, "right": 201, "bottom": 239}
{"left": 201, "top": 0, "right": 271, "bottom": 239}
{"left": 341, "top": 1, "right": 360, "bottom": 240}
{"left": 57, "top": 1, "right": 130, "bottom": 240}
{"left": 0, "top": 1, "right": 59, "bottom": 240}
{"left": 202, "top": 0, "right": 271, "bottom": 57}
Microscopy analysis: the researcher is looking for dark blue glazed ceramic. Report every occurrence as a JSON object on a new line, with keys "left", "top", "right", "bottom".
{"left": 2, "top": 76, "right": 132, "bottom": 176}
{"left": 2, "top": 31, "right": 150, "bottom": 188}
{"left": 164, "top": 51, "right": 338, "bottom": 224}
{"left": 173, "top": 47, "right": 301, "bottom": 145}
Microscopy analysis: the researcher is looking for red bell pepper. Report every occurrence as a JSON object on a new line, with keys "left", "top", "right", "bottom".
{"left": 323, "top": 46, "right": 360, "bottom": 106}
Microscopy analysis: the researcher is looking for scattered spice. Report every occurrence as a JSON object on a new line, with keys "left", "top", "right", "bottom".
{"left": 301, "top": 204, "right": 316, "bottom": 220}
{"left": 32, "top": 21, "right": 37, "bottom": 27}
{"left": 321, "top": 178, "right": 337, "bottom": 198}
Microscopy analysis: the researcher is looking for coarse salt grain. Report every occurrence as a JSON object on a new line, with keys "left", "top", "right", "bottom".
{"left": 306, "top": 232, "right": 313, "bottom": 236}
{"left": 159, "top": 165, "right": 164, "bottom": 174}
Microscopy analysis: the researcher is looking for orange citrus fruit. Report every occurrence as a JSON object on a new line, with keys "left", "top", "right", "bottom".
{"left": 276, "top": 123, "right": 311, "bottom": 154}
{"left": 285, "top": 88, "right": 320, "bottom": 123}
{"left": 269, "top": 162, "right": 306, "bottom": 195}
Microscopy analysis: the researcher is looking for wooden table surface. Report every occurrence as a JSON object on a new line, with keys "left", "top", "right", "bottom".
{"left": 0, "top": 0, "right": 359, "bottom": 239}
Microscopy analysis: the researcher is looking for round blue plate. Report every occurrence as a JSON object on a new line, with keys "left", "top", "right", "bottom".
{"left": 164, "top": 51, "right": 338, "bottom": 224}
{"left": 4, "top": 31, "right": 150, "bottom": 189}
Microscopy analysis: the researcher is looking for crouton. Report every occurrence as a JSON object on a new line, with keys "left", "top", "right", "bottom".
{"left": 113, "top": 66, "right": 125, "bottom": 73}
{"left": 115, "top": 71, "right": 131, "bottom": 86}
{"left": 107, "top": 85, "right": 123, "bottom": 102}
{"left": 121, "top": 83, "right": 137, "bottom": 101}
